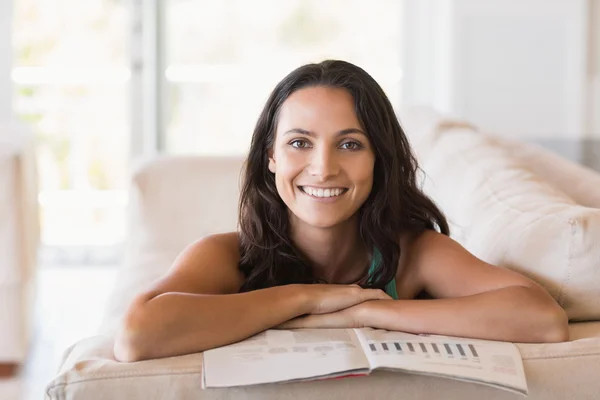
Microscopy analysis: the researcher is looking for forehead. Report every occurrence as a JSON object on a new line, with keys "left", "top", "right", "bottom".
{"left": 276, "top": 86, "right": 361, "bottom": 131}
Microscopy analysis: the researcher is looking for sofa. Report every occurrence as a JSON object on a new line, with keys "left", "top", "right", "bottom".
{"left": 0, "top": 119, "right": 39, "bottom": 375}
{"left": 45, "top": 108, "right": 600, "bottom": 399}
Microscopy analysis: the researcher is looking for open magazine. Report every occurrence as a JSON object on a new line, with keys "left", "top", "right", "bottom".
{"left": 202, "top": 328, "right": 528, "bottom": 396}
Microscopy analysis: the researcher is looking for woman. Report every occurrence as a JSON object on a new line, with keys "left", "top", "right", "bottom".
{"left": 114, "top": 60, "right": 568, "bottom": 362}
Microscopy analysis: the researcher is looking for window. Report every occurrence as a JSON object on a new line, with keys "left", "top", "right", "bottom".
{"left": 10, "top": 0, "right": 403, "bottom": 263}
{"left": 12, "top": 0, "right": 130, "bottom": 263}
{"left": 165, "top": 0, "right": 403, "bottom": 155}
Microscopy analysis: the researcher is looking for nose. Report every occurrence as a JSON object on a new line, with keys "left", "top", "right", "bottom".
{"left": 307, "top": 146, "right": 340, "bottom": 181}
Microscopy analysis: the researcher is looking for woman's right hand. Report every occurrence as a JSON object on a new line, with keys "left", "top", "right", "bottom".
{"left": 304, "top": 284, "right": 392, "bottom": 315}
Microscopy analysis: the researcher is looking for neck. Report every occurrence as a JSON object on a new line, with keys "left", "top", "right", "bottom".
{"left": 289, "top": 214, "right": 370, "bottom": 284}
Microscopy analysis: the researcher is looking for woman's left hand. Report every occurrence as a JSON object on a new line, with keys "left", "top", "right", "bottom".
{"left": 275, "top": 301, "right": 374, "bottom": 329}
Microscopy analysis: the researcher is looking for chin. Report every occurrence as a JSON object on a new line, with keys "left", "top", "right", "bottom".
{"left": 305, "top": 220, "right": 340, "bottom": 229}
{"left": 293, "top": 212, "right": 352, "bottom": 230}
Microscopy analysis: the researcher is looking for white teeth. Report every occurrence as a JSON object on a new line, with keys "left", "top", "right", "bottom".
{"left": 301, "top": 187, "right": 345, "bottom": 198}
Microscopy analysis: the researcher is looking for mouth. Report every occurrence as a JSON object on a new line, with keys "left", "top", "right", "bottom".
{"left": 298, "top": 186, "right": 349, "bottom": 199}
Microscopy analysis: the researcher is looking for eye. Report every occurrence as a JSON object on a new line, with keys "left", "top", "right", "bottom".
{"left": 289, "top": 139, "right": 311, "bottom": 149}
{"left": 340, "top": 141, "right": 362, "bottom": 151}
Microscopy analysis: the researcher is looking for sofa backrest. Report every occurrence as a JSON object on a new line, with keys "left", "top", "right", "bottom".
{"left": 126, "top": 155, "right": 246, "bottom": 268}
{"left": 399, "top": 106, "right": 600, "bottom": 209}
{"left": 417, "top": 126, "right": 600, "bottom": 321}
{"left": 499, "top": 139, "right": 600, "bottom": 209}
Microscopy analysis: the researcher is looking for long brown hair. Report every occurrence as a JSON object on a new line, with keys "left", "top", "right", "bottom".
{"left": 238, "top": 60, "right": 449, "bottom": 292}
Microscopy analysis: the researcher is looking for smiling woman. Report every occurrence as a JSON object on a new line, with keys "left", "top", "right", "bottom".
{"left": 114, "top": 60, "right": 568, "bottom": 363}
{"left": 239, "top": 61, "right": 447, "bottom": 293}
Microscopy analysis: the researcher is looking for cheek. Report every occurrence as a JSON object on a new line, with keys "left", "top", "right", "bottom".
{"left": 349, "top": 156, "right": 375, "bottom": 186}
{"left": 358, "top": 174, "right": 374, "bottom": 201}
{"left": 273, "top": 152, "right": 304, "bottom": 198}
{"left": 276, "top": 151, "right": 304, "bottom": 181}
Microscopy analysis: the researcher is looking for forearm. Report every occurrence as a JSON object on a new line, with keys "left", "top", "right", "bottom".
{"left": 362, "top": 286, "right": 569, "bottom": 343}
{"left": 115, "top": 284, "right": 311, "bottom": 361}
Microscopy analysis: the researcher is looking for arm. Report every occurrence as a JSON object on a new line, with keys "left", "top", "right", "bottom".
{"left": 114, "top": 234, "right": 389, "bottom": 362}
{"left": 117, "top": 283, "right": 312, "bottom": 362}
{"left": 114, "top": 234, "right": 310, "bottom": 362}
{"left": 386, "top": 230, "right": 570, "bottom": 342}
{"left": 361, "top": 286, "right": 568, "bottom": 343}
{"left": 361, "top": 231, "right": 569, "bottom": 342}
{"left": 282, "top": 231, "right": 569, "bottom": 343}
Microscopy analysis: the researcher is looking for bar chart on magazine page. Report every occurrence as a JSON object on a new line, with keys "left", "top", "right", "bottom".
{"left": 368, "top": 340, "right": 481, "bottom": 363}
{"left": 359, "top": 329, "right": 528, "bottom": 395}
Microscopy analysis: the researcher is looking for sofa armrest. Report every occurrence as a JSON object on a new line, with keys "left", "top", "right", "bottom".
{"left": 0, "top": 120, "right": 40, "bottom": 363}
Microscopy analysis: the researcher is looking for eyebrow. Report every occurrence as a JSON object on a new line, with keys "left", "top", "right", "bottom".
{"left": 283, "top": 128, "right": 366, "bottom": 137}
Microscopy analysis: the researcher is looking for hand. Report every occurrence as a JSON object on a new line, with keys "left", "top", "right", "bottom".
{"left": 276, "top": 301, "right": 374, "bottom": 330}
{"left": 306, "top": 284, "right": 392, "bottom": 315}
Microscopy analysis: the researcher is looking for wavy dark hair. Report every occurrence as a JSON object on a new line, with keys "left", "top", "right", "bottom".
{"left": 238, "top": 60, "right": 449, "bottom": 292}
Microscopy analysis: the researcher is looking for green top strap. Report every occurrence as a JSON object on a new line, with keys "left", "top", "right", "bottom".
{"left": 368, "top": 249, "right": 398, "bottom": 300}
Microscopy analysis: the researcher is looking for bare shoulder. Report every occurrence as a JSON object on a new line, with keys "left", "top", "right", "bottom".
{"left": 137, "top": 232, "right": 245, "bottom": 301}
{"left": 399, "top": 229, "right": 544, "bottom": 299}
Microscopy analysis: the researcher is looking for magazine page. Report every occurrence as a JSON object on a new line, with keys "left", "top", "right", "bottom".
{"left": 203, "top": 328, "right": 370, "bottom": 388}
{"left": 355, "top": 328, "right": 528, "bottom": 396}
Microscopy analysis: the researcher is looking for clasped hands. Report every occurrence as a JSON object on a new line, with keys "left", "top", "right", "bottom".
{"left": 275, "top": 284, "right": 393, "bottom": 330}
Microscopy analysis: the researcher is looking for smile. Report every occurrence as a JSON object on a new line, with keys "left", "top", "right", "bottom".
{"left": 298, "top": 186, "right": 348, "bottom": 198}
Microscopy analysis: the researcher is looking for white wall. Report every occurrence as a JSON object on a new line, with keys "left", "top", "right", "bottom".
{"left": 402, "top": 0, "right": 596, "bottom": 140}
{"left": 0, "top": 0, "right": 13, "bottom": 122}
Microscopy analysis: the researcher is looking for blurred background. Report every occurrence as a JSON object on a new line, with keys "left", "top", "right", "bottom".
{"left": 0, "top": 0, "right": 599, "bottom": 398}
{"left": 12, "top": 0, "right": 405, "bottom": 265}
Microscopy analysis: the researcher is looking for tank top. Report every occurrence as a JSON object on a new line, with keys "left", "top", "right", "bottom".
{"left": 368, "top": 249, "right": 399, "bottom": 300}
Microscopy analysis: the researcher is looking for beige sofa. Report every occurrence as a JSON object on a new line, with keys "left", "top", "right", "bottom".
{"left": 45, "top": 109, "right": 600, "bottom": 399}
{"left": 0, "top": 120, "right": 39, "bottom": 374}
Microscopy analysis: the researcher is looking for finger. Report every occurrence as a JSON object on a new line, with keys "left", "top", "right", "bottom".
{"left": 309, "top": 313, "right": 351, "bottom": 329}
{"left": 284, "top": 314, "right": 345, "bottom": 329}
{"left": 282, "top": 316, "right": 317, "bottom": 329}
{"left": 274, "top": 321, "right": 296, "bottom": 329}
{"left": 282, "top": 315, "right": 320, "bottom": 329}
{"left": 378, "top": 291, "right": 393, "bottom": 300}
{"left": 363, "top": 288, "right": 392, "bottom": 301}
{"left": 376, "top": 289, "right": 392, "bottom": 300}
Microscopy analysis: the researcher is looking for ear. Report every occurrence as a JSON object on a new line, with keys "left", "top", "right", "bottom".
{"left": 268, "top": 148, "right": 276, "bottom": 174}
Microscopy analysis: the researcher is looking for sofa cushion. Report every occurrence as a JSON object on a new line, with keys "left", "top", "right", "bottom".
{"left": 45, "top": 323, "right": 600, "bottom": 400}
{"left": 420, "top": 128, "right": 600, "bottom": 321}
{"left": 399, "top": 106, "right": 600, "bottom": 209}
{"left": 500, "top": 139, "right": 600, "bottom": 209}
{"left": 126, "top": 155, "right": 245, "bottom": 263}
{"left": 398, "top": 106, "right": 476, "bottom": 165}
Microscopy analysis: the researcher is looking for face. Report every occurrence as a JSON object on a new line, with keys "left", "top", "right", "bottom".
{"left": 268, "top": 86, "right": 376, "bottom": 229}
